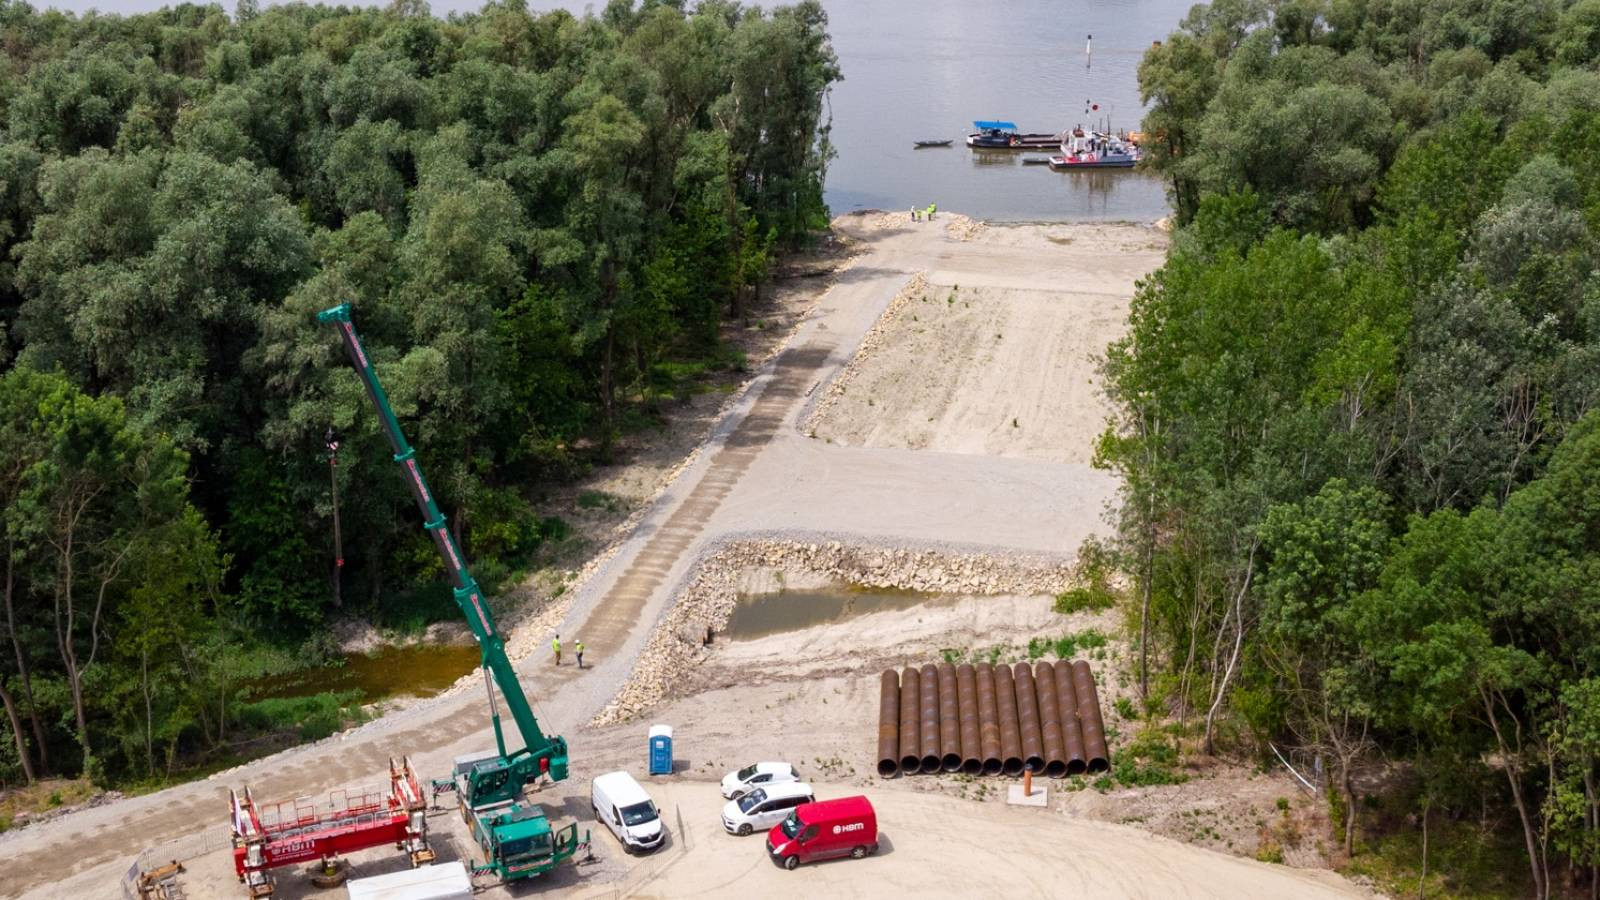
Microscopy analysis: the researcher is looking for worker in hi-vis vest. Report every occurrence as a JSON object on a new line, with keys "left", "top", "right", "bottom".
{"left": 552, "top": 633, "right": 561, "bottom": 666}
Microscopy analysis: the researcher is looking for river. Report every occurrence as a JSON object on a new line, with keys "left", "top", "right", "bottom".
{"left": 821, "top": 0, "right": 1190, "bottom": 221}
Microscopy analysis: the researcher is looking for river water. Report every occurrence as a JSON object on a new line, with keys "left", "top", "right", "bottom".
{"left": 821, "top": 0, "right": 1189, "bottom": 221}
{"left": 723, "top": 585, "right": 951, "bottom": 640}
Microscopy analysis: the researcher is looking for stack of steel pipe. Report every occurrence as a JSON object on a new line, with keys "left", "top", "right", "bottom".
{"left": 993, "top": 663, "right": 1024, "bottom": 776}
{"left": 898, "top": 666, "right": 921, "bottom": 774}
{"left": 875, "top": 659, "right": 1111, "bottom": 777}
{"left": 956, "top": 664, "right": 982, "bottom": 775}
{"left": 1072, "top": 660, "right": 1111, "bottom": 773}
{"left": 919, "top": 663, "right": 942, "bottom": 774}
{"left": 975, "top": 663, "right": 1002, "bottom": 775}
{"left": 1053, "top": 660, "right": 1087, "bottom": 775}
{"left": 877, "top": 670, "right": 901, "bottom": 777}
{"left": 1012, "top": 663, "right": 1046, "bottom": 774}
{"left": 937, "top": 663, "right": 962, "bottom": 772}
{"left": 1034, "top": 662, "right": 1068, "bottom": 777}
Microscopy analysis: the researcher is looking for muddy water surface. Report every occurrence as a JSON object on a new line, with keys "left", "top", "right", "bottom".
{"left": 247, "top": 643, "right": 480, "bottom": 702}
{"left": 723, "top": 585, "right": 955, "bottom": 640}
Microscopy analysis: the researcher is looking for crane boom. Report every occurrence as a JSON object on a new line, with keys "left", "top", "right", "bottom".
{"left": 317, "top": 304, "right": 568, "bottom": 801}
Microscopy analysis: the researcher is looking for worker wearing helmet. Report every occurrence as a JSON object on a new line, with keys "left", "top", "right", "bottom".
{"left": 552, "top": 633, "right": 561, "bottom": 666}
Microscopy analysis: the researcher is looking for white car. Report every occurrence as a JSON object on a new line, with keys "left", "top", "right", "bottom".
{"left": 721, "top": 782, "right": 814, "bottom": 836}
{"left": 591, "top": 771, "right": 664, "bottom": 853}
{"left": 720, "top": 762, "right": 799, "bottom": 799}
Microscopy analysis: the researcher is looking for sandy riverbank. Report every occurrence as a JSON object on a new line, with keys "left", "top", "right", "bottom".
{"left": 809, "top": 217, "right": 1165, "bottom": 464}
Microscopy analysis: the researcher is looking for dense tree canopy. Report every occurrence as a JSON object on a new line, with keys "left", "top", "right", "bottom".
{"left": 0, "top": 0, "right": 837, "bottom": 788}
{"left": 1115, "top": 0, "right": 1600, "bottom": 893}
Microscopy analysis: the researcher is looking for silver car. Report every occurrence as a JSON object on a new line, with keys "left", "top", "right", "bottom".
{"left": 721, "top": 782, "right": 815, "bottom": 835}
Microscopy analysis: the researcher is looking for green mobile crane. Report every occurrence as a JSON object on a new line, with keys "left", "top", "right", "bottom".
{"left": 317, "top": 304, "right": 582, "bottom": 881}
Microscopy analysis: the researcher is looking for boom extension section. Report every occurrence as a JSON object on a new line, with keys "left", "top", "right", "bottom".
{"left": 317, "top": 303, "right": 568, "bottom": 806}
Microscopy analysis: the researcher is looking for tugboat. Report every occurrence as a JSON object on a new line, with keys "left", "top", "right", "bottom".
{"left": 1047, "top": 128, "right": 1141, "bottom": 169}
{"left": 966, "top": 120, "right": 1063, "bottom": 150}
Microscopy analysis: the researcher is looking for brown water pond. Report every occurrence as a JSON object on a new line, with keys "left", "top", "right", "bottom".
{"left": 246, "top": 643, "right": 481, "bottom": 702}
{"left": 722, "top": 585, "right": 954, "bottom": 641}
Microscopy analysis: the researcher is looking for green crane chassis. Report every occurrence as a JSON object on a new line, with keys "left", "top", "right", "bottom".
{"left": 453, "top": 751, "right": 582, "bottom": 881}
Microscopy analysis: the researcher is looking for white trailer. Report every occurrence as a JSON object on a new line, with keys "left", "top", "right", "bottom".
{"left": 345, "top": 861, "right": 472, "bottom": 900}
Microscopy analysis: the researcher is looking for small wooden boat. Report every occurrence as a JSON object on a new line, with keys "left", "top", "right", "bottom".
{"left": 914, "top": 140, "right": 953, "bottom": 148}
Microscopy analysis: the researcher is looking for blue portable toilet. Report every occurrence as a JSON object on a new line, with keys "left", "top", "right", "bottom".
{"left": 648, "top": 724, "right": 673, "bottom": 776}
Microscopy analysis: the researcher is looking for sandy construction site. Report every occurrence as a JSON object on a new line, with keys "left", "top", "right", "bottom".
{"left": 0, "top": 213, "right": 1370, "bottom": 899}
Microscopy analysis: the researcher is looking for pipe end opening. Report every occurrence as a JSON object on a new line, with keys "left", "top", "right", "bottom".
{"left": 941, "top": 755, "right": 962, "bottom": 772}
{"left": 901, "top": 756, "right": 921, "bottom": 774}
{"left": 1002, "top": 758, "right": 1024, "bottom": 777}
{"left": 877, "top": 760, "right": 899, "bottom": 778}
{"left": 1087, "top": 757, "right": 1109, "bottom": 774}
{"left": 1024, "top": 757, "right": 1045, "bottom": 774}
{"left": 961, "top": 758, "right": 982, "bottom": 775}
{"left": 921, "top": 755, "right": 941, "bottom": 773}
{"left": 1067, "top": 760, "right": 1087, "bottom": 777}
{"left": 1044, "top": 761, "right": 1067, "bottom": 778}
{"left": 982, "top": 759, "right": 1003, "bottom": 776}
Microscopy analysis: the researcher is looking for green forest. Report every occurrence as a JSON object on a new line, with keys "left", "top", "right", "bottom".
{"left": 0, "top": 0, "right": 838, "bottom": 791}
{"left": 1112, "top": 0, "right": 1600, "bottom": 894}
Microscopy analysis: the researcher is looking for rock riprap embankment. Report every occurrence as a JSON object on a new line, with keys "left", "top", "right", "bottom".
{"left": 594, "top": 539, "right": 1080, "bottom": 724}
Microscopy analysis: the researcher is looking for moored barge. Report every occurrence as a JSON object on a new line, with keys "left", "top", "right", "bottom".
{"left": 966, "top": 120, "right": 1062, "bottom": 150}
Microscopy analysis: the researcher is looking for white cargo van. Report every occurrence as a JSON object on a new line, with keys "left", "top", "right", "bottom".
{"left": 721, "top": 781, "right": 814, "bottom": 835}
{"left": 591, "top": 771, "right": 664, "bottom": 853}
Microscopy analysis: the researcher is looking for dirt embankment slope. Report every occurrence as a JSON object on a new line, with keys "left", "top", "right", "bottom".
{"left": 809, "top": 221, "right": 1165, "bottom": 463}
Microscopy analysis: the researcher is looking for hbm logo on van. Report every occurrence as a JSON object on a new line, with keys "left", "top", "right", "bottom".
{"left": 832, "top": 822, "right": 865, "bottom": 834}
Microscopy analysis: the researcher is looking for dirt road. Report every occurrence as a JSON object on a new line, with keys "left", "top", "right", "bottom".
{"left": 0, "top": 213, "right": 1360, "bottom": 899}
{"left": 582, "top": 781, "right": 1365, "bottom": 899}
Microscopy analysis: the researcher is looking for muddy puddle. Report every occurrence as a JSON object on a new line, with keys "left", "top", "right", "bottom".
{"left": 723, "top": 585, "right": 954, "bottom": 640}
{"left": 247, "top": 643, "right": 480, "bottom": 702}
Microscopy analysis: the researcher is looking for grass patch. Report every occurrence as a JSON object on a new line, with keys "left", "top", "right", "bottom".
{"left": 235, "top": 690, "right": 369, "bottom": 743}
{"left": 577, "top": 489, "right": 621, "bottom": 512}
{"left": 647, "top": 346, "right": 750, "bottom": 402}
{"left": 0, "top": 777, "right": 96, "bottom": 831}
{"left": 1026, "top": 629, "right": 1110, "bottom": 661}
{"left": 1054, "top": 539, "right": 1119, "bottom": 614}
{"left": 1113, "top": 729, "right": 1188, "bottom": 787}
{"left": 1342, "top": 810, "right": 1530, "bottom": 899}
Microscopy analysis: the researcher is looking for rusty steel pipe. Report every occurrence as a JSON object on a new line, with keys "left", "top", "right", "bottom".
{"left": 975, "top": 664, "right": 1002, "bottom": 775}
{"left": 937, "top": 663, "right": 962, "bottom": 772}
{"left": 1013, "top": 663, "right": 1045, "bottom": 774}
{"left": 1072, "top": 660, "right": 1111, "bottom": 773}
{"left": 1033, "top": 662, "right": 1068, "bottom": 778}
{"left": 956, "top": 663, "right": 982, "bottom": 775}
{"left": 993, "top": 663, "right": 1024, "bottom": 777}
{"left": 919, "top": 663, "right": 942, "bottom": 773}
{"left": 878, "top": 670, "right": 900, "bottom": 778}
{"left": 898, "top": 666, "right": 921, "bottom": 774}
{"left": 1053, "top": 661, "right": 1087, "bottom": 775}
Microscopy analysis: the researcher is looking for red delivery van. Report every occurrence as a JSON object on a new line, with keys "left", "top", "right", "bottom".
{"left": 766, "top": 795, "right": 878, "bottom": 869}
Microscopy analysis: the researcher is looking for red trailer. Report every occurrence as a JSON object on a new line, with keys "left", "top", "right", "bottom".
{"left": 230, "top": 756, "right": 434, "bottom": 897}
